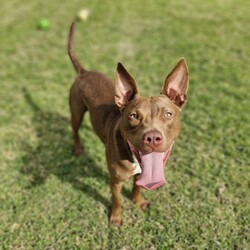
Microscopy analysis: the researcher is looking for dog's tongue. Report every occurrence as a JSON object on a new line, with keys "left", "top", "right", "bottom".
{"left": 136, "top": 152, "right": 166, "bottom": 190}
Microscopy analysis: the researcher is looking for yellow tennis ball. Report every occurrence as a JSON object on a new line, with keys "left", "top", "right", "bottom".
{"left": 37, "top": 18, "right": 50, "bottom": 30}
{"left": 77, "top": 9, "right": 90, "bottom": 21}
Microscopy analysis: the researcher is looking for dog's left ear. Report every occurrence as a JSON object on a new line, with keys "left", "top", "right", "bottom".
{"left": 162, "top": 58, "right": 189, "bottom": 108}
{"left": 115, "top": 62, "right": 139, "bottom": 108}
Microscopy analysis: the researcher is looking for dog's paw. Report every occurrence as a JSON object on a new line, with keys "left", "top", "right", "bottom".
{"left": 133, "top": 197, "right": 150, "bottom": 211}
{"left": 73, "top": 146, "right": 84, "bottom": 156}
{"left": 109, "top": 215, "right": 122, "bottom": 227}
{"left": 139, "top": 200, "right": 150, "bottom": 211}
{"left": 133, "top": 199, "right": 150, "bottom": 211}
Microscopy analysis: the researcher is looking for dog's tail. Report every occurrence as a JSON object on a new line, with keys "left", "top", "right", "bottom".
{"left": 68, "top": 22, "right": 84, "bottom": 73}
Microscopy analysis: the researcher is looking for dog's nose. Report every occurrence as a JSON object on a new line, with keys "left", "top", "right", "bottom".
{"left": 143, "top": 131, "right": 163, "bottom": 148}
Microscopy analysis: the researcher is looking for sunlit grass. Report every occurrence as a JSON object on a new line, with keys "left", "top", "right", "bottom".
{"left": 0, "top": 0, "right": 249, "bottom": 249}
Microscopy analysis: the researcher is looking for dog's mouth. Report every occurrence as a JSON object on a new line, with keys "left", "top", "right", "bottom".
{"left": 127, "top": 141, "right": 174, "bottom": 190}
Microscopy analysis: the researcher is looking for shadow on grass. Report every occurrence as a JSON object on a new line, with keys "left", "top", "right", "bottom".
{"left": 20, "top": 88, "right": 110, "bottom": 208}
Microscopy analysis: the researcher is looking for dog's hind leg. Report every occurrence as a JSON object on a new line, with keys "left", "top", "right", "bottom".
{"left": 69, "top": 84, "right": 88, "bottom": 156}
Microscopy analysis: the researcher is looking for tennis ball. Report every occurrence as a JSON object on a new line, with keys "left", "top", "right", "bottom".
{"left": 37, "top": 18, "right": 50, "bottom": 30}
{"left": 77, "top": 9, "right": 90, "bottom": 21}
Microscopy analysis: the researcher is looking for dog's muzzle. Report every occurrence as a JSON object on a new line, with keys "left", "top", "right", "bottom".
{"left": 128, "top": 140, "right": 174, "bottom": 190}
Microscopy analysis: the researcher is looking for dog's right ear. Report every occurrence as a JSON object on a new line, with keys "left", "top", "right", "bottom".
{"left": 115, "top": 63, "right": 139, "bottom": 108}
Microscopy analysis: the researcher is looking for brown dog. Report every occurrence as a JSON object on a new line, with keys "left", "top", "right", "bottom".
{"left": 68, "top": 23, "right": 189, "bottom": 226}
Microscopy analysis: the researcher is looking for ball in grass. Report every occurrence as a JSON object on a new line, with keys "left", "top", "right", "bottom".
{"left": 77, "top": 8, "right": 90, "bottom": 21}
{"left": 37, "top": 18, "right": 50, "bottom": 30}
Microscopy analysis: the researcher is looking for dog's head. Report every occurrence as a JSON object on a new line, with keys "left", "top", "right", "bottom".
{"left": 115, "top": 58, "right": 189, "bottom": 154}
{"left": 115, "top": 59, "right": 189, "bottom": 190}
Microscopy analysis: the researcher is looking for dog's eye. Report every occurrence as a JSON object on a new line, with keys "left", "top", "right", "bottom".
{"left": 165, "top": 111, "right": 173, "bottom": 118}
{"left": 129, "top": 112, "right": 139, "bottom": 119}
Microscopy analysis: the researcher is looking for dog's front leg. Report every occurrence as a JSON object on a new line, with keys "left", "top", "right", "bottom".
{"left": 132, "top": 174, "right": 150, "bottom": 210}
{"left": 110, "top": 180, "right": 123, "bottom": 227}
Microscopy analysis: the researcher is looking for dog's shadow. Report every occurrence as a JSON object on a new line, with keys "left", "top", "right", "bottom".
{"left": 20, "top": 88, "right": 111, "bottom": 208}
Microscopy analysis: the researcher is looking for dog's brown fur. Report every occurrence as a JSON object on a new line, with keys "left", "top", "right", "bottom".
{"left": 68, "top": 22, "right": 189, "bottom": 226}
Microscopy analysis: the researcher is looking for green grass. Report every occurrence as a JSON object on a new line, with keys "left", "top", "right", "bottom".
{"left": 1, "top": 0, "right": 249, "bottom": 249}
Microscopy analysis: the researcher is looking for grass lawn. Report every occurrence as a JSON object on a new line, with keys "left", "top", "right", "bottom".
{"left": 0, "top": 0, "right": 249, "bottom": 249}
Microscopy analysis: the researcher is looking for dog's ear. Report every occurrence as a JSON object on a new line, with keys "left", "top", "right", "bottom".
{"left": 162, "top": 58, "right": 189, "bottom": 108}
{"left": 115, "top": 62, "right": 139, "bottom": 108}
